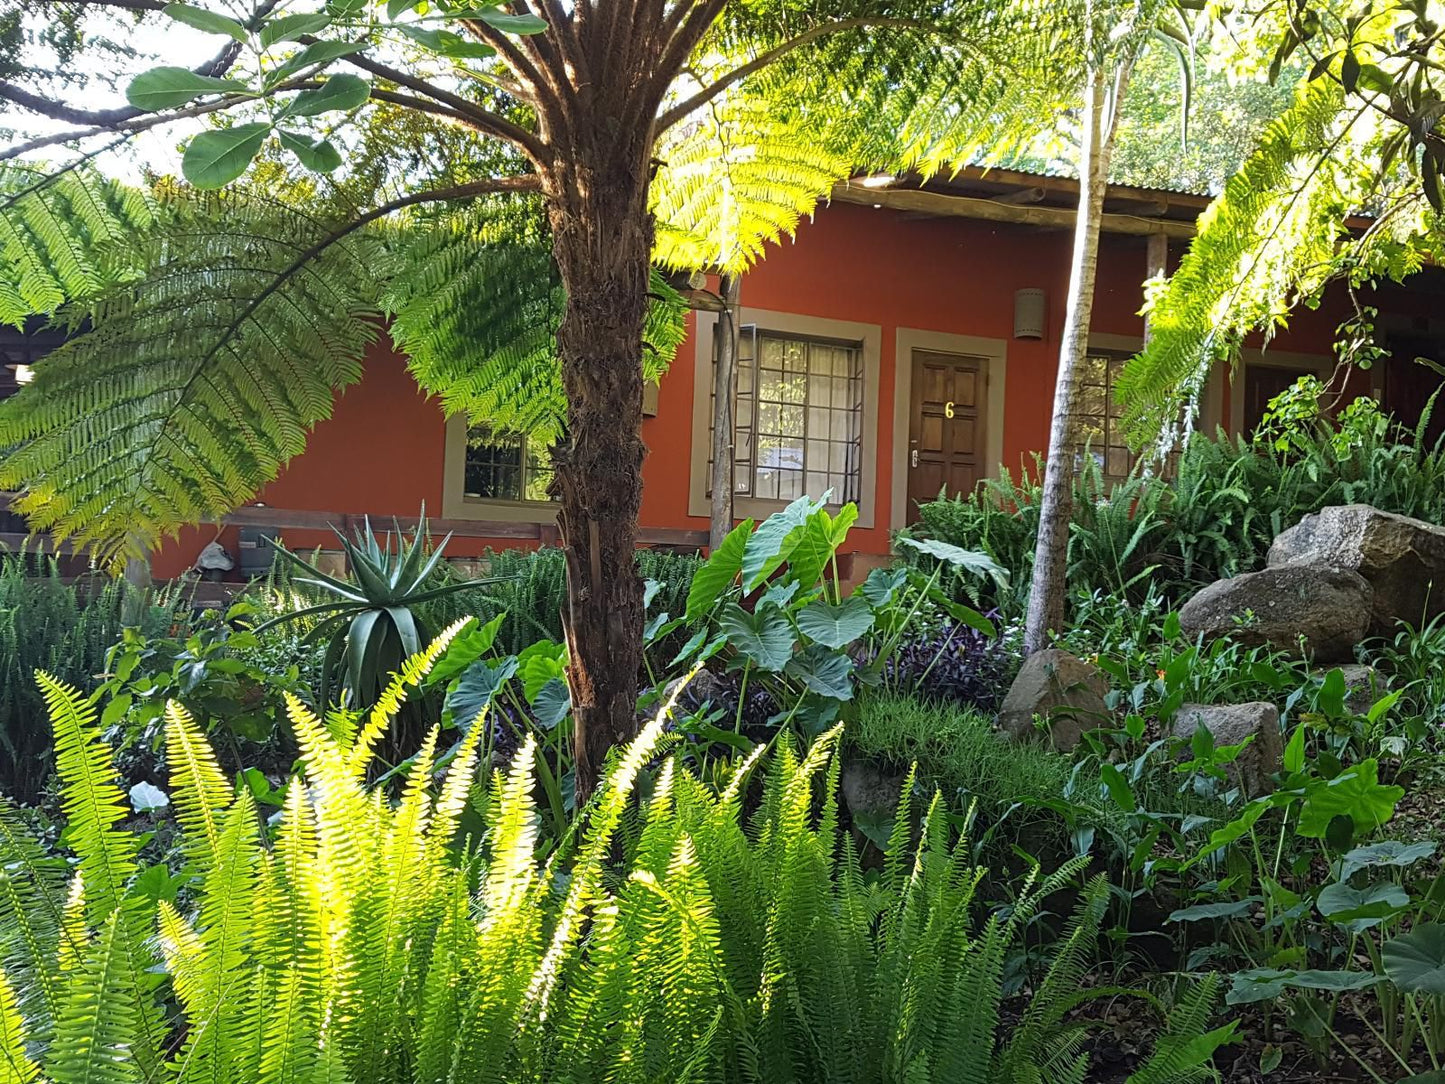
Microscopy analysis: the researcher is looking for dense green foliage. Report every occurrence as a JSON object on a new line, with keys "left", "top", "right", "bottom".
{"left": 0, "top": 658, "right": 1231, "bottom": 1084}
{"left": 0, "top": 556, "right": 187, "bottom": 802}
{"left": 907, "top": 401, "right": 1445, "bottom": 617}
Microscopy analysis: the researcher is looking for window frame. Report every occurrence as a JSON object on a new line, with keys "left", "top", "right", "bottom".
{"left": 441, "top": 414, "right": 560, "bottom": 523}
{"left": 689, "top": 307, "right": 881, "bottom": 528}
{"left": 707, "top": 325, "right": 866, "bottom": 506}
{"left": 1071, "top": 347, "right": 1137, "bottom": 480}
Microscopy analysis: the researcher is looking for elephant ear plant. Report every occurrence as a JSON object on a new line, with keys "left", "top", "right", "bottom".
{"left": 254, "top": 513, "right": 505, "bottom": 715}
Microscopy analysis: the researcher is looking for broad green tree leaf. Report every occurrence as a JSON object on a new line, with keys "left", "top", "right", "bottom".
{"left": 796, "top": 596, "right": 874, "bottom": 649}
{"left": 395, "top": 25, "right": 495, "bottom": 59}
{"left": 859, "top": 566, "right": 907, "bottom": 606}
{"left": 517, "top": 640, "right": 566, "bottom": 700}
{"left": 719, "top": 603, "right": 794, "bottom": 672}
{"left": 1384, "top": 924, "right": 1445, "bottom": 995}
{"left": 530, "top": 679, "right": 570, "bottom": 729}
{"left": 183, "top": 123, "right": 273, "bottom": 188}
{"left": 286, "top": 74, "right": 370, "bottom": 117}
{"left": 164, "top": 3, "right": 248, "bottom": 40}
{"left": 685, "top": 519, "right": 752, "bottom": 620}
{"left": 267, "top": 40, "right": 367, "bottom": 86}
{"left": 472, "top": 10, "right": 548, "bottom": 33}
{"left": 1297, "top": 759, "right": 1403, "bottom": 838}
{"left": 260, "top": 12, "right": 331, "bottom": 48}
{"left": 126, "top": 67, "right": 249, "bottom": 110}
{"left": 784, "top": 644, "right": 854, "bottom": 700}
{"left": 278, "top": 131, "right": 343, "bottom": 172}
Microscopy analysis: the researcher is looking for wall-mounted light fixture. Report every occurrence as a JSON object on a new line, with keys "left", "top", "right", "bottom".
{"left": 1013, "top": 288, "right": 1046, "bottom": 340}
{"left": 10, "top": 364, "right": 34, "bottom": 384}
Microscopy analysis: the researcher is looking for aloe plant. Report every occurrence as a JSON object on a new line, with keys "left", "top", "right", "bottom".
{"left": 254, "top": 512, "right": 503, "bottom": 713}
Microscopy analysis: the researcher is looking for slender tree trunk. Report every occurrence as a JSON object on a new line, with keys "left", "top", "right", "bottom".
{"left": 1022, "top": 60, "right": 1131, "bottom": 654}
{"left": 708, "top": 273, "right": 741, "bottom": 551}
{"left": 545, "top": 126, "right": 656, "bottom": 801}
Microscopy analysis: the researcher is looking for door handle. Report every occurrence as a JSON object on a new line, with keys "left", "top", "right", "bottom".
{"left": 911, "top": 449, "right": 919, "bottom": 468}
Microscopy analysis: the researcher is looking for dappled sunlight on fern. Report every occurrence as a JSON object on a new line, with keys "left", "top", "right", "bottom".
{"left": 0, "top": 635, "right": 1225, "bottom": 1083}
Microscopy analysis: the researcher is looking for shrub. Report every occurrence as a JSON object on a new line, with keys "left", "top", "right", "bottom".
{"left": 908, "top": 402, "right": 1445, "bottom": 619}
{"left": 0, "top": 646, "right": 1230, "bottom": 1084}
{"left": 0, "top": 555, "right": 188, "bottom": 802}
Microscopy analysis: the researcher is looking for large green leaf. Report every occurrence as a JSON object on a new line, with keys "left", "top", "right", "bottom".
{"left": 126, "top": 66, "right": 249, "bottom": 110}
{"left": 1297, "top": 759, "right": 1403, "bottom": 838}
{"left": 719, "top": 604, "right": 795, "bottom": 672}
{"left": 1384, "top": 924, "right": 1445, "bottom": 995}
{"left": 183, "top": 123, "right": 273, "bottom": 189}
{"left": 896, "top": 535, "right": 1009, "bottom": 588}
{"left": 686, "top": 519, "right": 753, "bottom": 620}
{"left": 1166, "top": 898, "right": 1260, "bottom": 923}
{"left": 785, "top": 503, "right": 858, "bottom": 590}
{"left": 784, "top": 644, "right": 854, "bottom": 700}
{"left": 1340, "top": 840, "right": 1436, "bottom": 882}
{"left": 260, "top": 11, "right": 331, "bottom": 48}
{"left": 164, "top": 3, "right": 248, "bottom": 40}
{"left": 796, "top": 596, "right": 875, "bottom": 649}
{"left": 471, "top": 9, "right": 548, "bottom": 33}
{"left": 1316, "top": 881, "right": 1409, "bottom": 933}
{"left": 444, "top": 656, "right": 518, "bottom": 731}
{"left": 1226, "top": 967, "right": 1382, "bottom": 1005}
{"left": 277, "top": 130, "right": 342, "bottom": 173}
{"left": 741, "top": 494, "right": 826, "bottom": 590}
{"left": 285, "top": 74, "right": 370, "bottom": 117}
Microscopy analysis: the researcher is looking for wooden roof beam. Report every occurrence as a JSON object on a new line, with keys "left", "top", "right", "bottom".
{"left": 832, "top": 184, "right": 1197, "bottom": 239}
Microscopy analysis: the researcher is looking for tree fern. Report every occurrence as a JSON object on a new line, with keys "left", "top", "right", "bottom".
{"left": 0, "top": 165, "right": 155, "bottom": 327}
{"left": 0, "top": 189, "right": 381, "bottom": 566}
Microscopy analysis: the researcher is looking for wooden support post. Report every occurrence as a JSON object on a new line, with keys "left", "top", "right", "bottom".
{"left": 708, "top": 273, "right": 741, "bottom": 552}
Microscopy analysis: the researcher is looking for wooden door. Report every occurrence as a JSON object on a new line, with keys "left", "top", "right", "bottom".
{"left": 907, "top": 350, "right": 987, "bottom": 520}
{"left": 1242, "top": 364, "right": 1305, "bottom": 437}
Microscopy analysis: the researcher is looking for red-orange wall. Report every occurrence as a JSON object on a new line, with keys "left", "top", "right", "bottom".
{"left": 149, "top": 199, "right": 1422, "bottom": 577}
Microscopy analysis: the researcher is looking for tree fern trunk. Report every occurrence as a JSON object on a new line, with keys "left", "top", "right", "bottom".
{"left": 1022, "top": 61, "right": 1127, "bottom": 654}
{"left": 545, "top": 127, "right": 655, "bottom": 800}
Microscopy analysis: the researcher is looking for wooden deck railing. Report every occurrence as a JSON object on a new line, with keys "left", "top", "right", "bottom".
{"left": 0, "top": 492, "right": 709, "bottom": 567}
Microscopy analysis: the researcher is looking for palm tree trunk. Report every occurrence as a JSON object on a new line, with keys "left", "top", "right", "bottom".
{"left": 1022, "top": 60, "right": 1131, "bottom": 654}
{"left": 709, "top": 273, "right": 741, "bottom": 551}
{"left": 545, "top": 131, "right": 655, "bottom": 801}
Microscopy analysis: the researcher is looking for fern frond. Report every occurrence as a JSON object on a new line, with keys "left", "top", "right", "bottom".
{"left": 385, "top": 206, "right": 686, "bottom": 448}
{"left": 164, "top": 700, "right": 234, "bottom": 871}
{"left": 0, "top": 188, "right": 381, "bottom": 566}
{"left": 0, "top": 165, "right": 156, "bottom": 326}
{"left": 0, "top": 966, "right": 36, "bottom": 1084}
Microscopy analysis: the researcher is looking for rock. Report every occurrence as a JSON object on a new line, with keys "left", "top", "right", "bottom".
{"left": 840, "top": 759, "right": 907, "bottom": 823}
{"left": 1172, "top": 702, "right": 1282, "bottom": 796}
{"left": 1268, "top": 504, "right": 1445, "bottom": 634}
{"left": 194, "top": 541, "right": 234, "bottom": 572}
{"left": 1333, "top": 663, "right": 1383, "bottom": 716}
{"left": 997, "top": 649, "right": 1110, "bottom": 751}
{"left": 1177, "top": 564, "right": 1372, "bottom": 662}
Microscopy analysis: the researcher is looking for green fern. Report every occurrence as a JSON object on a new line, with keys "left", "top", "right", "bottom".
{"left": 0, "top": 632, "right": 1231, "bottom": 1084}
{"left": 0, "top": 165, "right": 156, "bottom": 327}
{"left": 0, "top": 187, "right": 382, "bottom": 567}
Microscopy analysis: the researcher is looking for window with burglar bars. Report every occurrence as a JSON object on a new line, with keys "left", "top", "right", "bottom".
{"left": 709, "top": 325, "right": 864, "bottom": 503}
{"left": 1073, "top": 350, "right": 1138, "bottom": 479}
{"left": 463, "top": 426, "right": 557, "bottom": 502}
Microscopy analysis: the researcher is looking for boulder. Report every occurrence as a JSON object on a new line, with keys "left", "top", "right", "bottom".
{"left": 1171, "top": 702, "right": 1282, "bottom": 796}
{"left": 1333, "top": 663, "right": 1383, "bottom": 716}
{"left": 1177, "top": 564, "right": 1372, "bottom": 662}
{"left": 840, "top": 759, "right": 907, "bottom": 824}
{"left": 1268, "top": 504, "right": 1445, "bottom": 634}
{"left": 997, "top": 649, "right": 1109, "bottom": 751}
